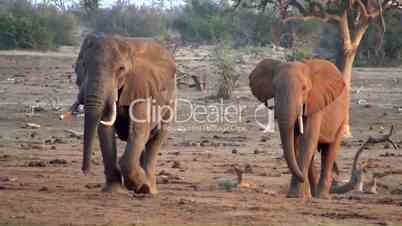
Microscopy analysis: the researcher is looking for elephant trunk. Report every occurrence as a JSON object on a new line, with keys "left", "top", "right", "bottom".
{"left": 276, "top": 97, "right": 305, "bottom": 182}
{"left": 82, "top": 72, "right": 116, "bottom": 174}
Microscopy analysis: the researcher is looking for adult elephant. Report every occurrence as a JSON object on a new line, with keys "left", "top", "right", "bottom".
{"left": 73, "top": 33, "right": 176, "bottom": 195}
{"left": 249, "top": 58, "right": 347, "bottom": 199}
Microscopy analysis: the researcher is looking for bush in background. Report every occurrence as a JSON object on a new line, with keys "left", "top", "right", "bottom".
{"left": 356, "top": 9, "right": 402, "bottom": 66}
{"left": 0, "top": 0, "right": 78, "bottom": 50}
{"left": 83, "top": 2, "right": 168, "bottom": 38}
{"left": 172, "top": 0, "right": 278, "bottom": 45}
{"left": 214, "top": 43, "right": 240, "bottom": 99}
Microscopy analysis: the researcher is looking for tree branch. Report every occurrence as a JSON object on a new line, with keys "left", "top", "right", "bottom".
{"left": 331, "top": 125, "right": 397, "bottom": 194}
{"left": 284, "top": 14, "right": 340, "bottom": 23}
{"left": 282, "top": 0, "right": 341, "bottom": 24}
{"left": 289, "top": 0, "right": 307, "bottom": 15}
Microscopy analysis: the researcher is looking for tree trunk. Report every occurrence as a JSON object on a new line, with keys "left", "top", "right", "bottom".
{"left": 338, "top": 48, "right": 357, "bottom": 137}
{"left": 336, "top": 11, "right": 369, "bottom": 137}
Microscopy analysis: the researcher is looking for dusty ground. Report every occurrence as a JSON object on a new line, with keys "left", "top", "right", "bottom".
{"left": 0, "top": 46, "right": 401, "bottom": 226}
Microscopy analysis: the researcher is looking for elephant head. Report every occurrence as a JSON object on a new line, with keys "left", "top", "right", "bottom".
{"left": 78, "top": 34, "right": 135, "bottom": 174}
{"left": 249, "top": 59, "right": 345, "bottom": 182}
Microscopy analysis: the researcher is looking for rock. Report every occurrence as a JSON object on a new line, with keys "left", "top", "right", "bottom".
{"left": 27, "top": 161, "right": 47, "bottom": 167}
{"left": 30, "top": 132, "right": 38, "bottom": 138}
{"left": 25, "top": 123, "right": 40, "bottom": 129}
{"left": 0, "top": 154, "right": 10, "bottom": 159}
{"left": 380, "top": 152, "right": 395, "bottom": 157}
{"left": 49, "top": 159, "right": 68, "bottom": 165}
{"left": 358, "top": 99, "right": 368, "bottom": 105}
{"left": 244, "top": 164, "right": 253, "bottom": 174}
{"left": 178, "top": 198, "right": 186, "bottom": 205}
{"left": 158, "top": 170, "right": 171, "bottom": 176}
{"left": 260, "top": 189, "right": 276, "bottom": 196}
{"left": 157, "top": 175, "right": 169, "bottom": 184}
{"left": 53, "top": 138, "right": 66, "bottom": 144}
{"left": 0, "top": 177, "right": 17, "bottom": 182}
{"left": 45, "top": 138, "right": 66, "bottom": 145}
{"left": 39, "top": 186, "right": 49, "bottom": 192}
{"left": 254, "top": 149, "right": 262, "bottom": 155}
{"left": 85, "top": 183, "right": 102, "bottom": 189}
{"left": 200, "top": 140, "right": 209, "bottom": 147}
{"left": 64, "top": 129, "right": 83, "bottom": 139}
{"left": 172, "top": 161, "right": 182, "bottom": 169}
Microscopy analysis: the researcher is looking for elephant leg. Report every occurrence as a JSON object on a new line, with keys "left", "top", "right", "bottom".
{"left": 141, "top": 124, "right": 168, "bottom": 195}
{"left": 288, "top": 113, "right": 322, "bottom": 199}
{"left": 308, "top": 154, "right": 319, "bottom": 197}
{"left": 97, "top": 124, "right": 123, "bottom": 193}
{"left": 119, "top": 102, "right": 151, "bottom": 193}
{"left": 317, "top": 128, "right": 343, "bottom": 199}
{"left": 295, "top": 114, "right": 322, "bottom": 199}
{"left": 288, "top": 134, "right": 301, "bottom": 197}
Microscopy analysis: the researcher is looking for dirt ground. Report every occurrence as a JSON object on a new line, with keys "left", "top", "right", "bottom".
{"left": 0, "top": 46, "right": 401, "bottom": 226}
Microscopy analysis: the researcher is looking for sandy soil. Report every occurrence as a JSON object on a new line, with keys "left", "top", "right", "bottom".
{"left": 0, "top": 47, "right": 401, "bottom": 226}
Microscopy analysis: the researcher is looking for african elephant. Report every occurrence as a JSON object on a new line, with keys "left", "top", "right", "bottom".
{"left": 249, "top": 58, "right": 347, "bottom": 199}
{"left": 72, "top": 33, "right": 176, "bottom": 195}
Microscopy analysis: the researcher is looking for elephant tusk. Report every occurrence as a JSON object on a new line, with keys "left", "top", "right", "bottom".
{"left": 263, "top": 107, "right": 275, "bottom": 133}
{"left": 298, "top": 105, "right": 304, "bottom": 134}
{"left": 100, "top": 102, "right": 117, "bottom": 126}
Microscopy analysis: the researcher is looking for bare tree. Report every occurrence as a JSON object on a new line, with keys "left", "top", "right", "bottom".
{"left": 233, "top": 0, "right": 402, "bottom": 136}
{"left": 49, "top": 0, "right": 76, "bottom": 11}
{"left": 80, "top": 0, "right": 100, "bottom": 12}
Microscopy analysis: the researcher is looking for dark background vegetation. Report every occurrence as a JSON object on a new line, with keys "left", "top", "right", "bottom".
{"left": 0, "top": 0, "right": 401, "bottom": 66}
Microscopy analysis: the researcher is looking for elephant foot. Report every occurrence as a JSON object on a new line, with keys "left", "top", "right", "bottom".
{"left": 315, "top": 189, "right": 331, "bottom": 199}
{"left": 122, "top": 172, "right": 152, "bottom": 194}
{"left": 101, "top": 182, "right": 126, "bottom": 194}
{"left": 148, "top": 183, "right": 159, "bottom": 195}
{"left": 119, "top": 159, "right": 150, "bottom": 193}
{"left": 287, "top": 181, "right": 312, "bottom": 199}
{"left": 315, "top": 192, "right": 331, "bottom": 200}
{"left": 287, "top": 186, "right": 299, "bottom": 198}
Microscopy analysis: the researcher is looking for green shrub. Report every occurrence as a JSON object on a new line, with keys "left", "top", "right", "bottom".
{"left": 86, "top": 4, "right": 168, "bottom": 38}
{"left": 0, "top": 1, "right": 78, "bottom": 50}
{"left": 173, "top": 0, "right": 278, "bottom": 45}
{"left": 0, "top": 13, "right": 18, "bottom": 49}
{"left": 356, "top": 9, "right": 402, "bottom": 66}
{"left": 214, "top": 44, "right": 240, "bottom": 100}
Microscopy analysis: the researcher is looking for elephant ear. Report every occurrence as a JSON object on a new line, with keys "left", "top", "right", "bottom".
{"left": 119, "top": 58, "right": 175, "bottom": 107}
{"left": 249, "top": 59, "right": 282, "bottom": 103}
{"left": 304, "top": 59, "right": 346, "bottom": 116}
{"left": 75, "top": 33, "right": 102, "bottom": 87}
{"left": 119, "top": 39, "right": 176, "bottom": 107}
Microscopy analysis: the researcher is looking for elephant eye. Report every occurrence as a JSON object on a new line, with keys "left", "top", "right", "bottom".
{"left": 118, "top": 66, "right": 125, "bottom": 72}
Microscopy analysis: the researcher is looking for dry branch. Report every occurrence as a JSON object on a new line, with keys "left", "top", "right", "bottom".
{"left": 232, "top": 165, "right": 244, "bottom": 185}
{"left": 331, "top": 125, "right": 397, "bottom": 194}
